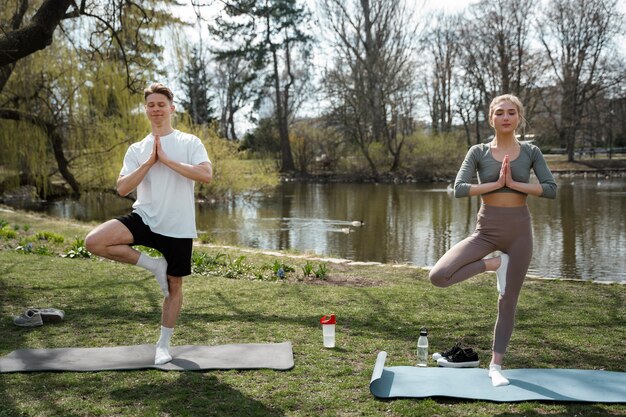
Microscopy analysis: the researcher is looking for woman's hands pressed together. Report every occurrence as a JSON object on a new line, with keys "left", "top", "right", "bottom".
{"left": 497, "top": 154, "right": 509, "bottom": 189}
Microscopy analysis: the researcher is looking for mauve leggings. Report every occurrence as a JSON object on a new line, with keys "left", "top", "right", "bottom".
{"left": 429, "top": 204, "right": 533, "bottom": 354}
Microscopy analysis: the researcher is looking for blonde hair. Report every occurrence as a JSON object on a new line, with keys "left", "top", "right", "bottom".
{"left": 144, "top": 83, "right": 174, "bottom": 103}
{"left": 488, "top": 94, "right": 526, "bottom": 131}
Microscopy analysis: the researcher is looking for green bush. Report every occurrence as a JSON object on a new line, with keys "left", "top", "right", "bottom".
{"left": 404, "top": 131, "right": 466, "bottom": 179}
{"left": 314, "top": 263, "right": 329, "bottom": 279}
{"left": 63, "top": 238, "right": 91, "bottom": 259}
{"left": 0, "top": 226, "right": 17, "bottom": 239}
{"left": 35, "top": 231, "right": 65, "bottom": 243}
{"left": 302, "top": 261, "right": 314, "bottom": 277}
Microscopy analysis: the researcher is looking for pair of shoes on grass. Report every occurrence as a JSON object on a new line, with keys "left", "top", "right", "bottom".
{"left": 433, "top": 343, "right": 480, "bottom": 368}
{"left": 13, "top": 308, "right": 65, "bottom": 327}
{"left": 433, "top": 342, "right": 510, "bottom": 386}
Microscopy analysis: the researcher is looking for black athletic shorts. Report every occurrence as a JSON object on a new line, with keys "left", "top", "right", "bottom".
{"left": 116, "top": 212, "right": 193, "bottom": 277}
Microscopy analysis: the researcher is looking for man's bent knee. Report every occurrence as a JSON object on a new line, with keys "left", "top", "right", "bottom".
{"left": 84, "top": 231, "right": 103, "bottom": 255}
{"left": 85, "top": 220, "right": 132, "bottom": 256}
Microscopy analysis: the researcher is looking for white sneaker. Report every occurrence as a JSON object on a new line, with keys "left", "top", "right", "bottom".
{"left": 495, "top": 253, "right": 509, "bottom": 296}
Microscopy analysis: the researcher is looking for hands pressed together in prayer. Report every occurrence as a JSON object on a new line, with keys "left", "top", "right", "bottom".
{"left": 497, "top": 155, "right": 515, "bottom": 189}
{"left": 147, "top": 135, "right": 171, "bottom": 167}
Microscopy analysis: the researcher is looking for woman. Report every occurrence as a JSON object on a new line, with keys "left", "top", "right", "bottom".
{"left": 429, "top": 94, "right": 557, "bottom": 386}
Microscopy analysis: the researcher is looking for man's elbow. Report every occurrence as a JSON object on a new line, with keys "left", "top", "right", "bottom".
{"left": 117, "top": 186, "right": 130, "bottom": 197}
{"left": 199, "top": 172, "right": 212, "bottom": 184}
{"left": 198, "top": 163, "right": 213, "bottom": 184}
{"left": 116, "top": 178, "right": 130, "bottom": 197}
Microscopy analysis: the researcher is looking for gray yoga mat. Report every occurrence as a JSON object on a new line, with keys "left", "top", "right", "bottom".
{"left": 370, "top": 351, "right": 626, "bottom": 403}
{"left": 0, "top": 342, "right": 294, "bottom": 373}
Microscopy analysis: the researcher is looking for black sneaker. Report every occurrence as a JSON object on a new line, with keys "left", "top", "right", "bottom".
{"left": 432, "top": 342, "right": 462, "bottom": 360}
{"left": 436, "top": 347, "right": 480, "bottom": 368}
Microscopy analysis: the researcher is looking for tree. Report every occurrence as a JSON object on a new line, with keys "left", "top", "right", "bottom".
{"left": 0, "top": 1, "right": 180, "bottom": 196}
{"left": 214, "top": 56, "right": 255, "bottom": 141}
{"left": 458, "top": 0, "right": 541, "bottom": 140}
{"left": 0, "top": 1, "right": 181, "bottom": 93}
{"left": 538, "top": 0, "right": 624, "bottom": 161}
{"left": 320, "top": 0, "right": 419, "bottom": 177}
{"left": 0, "top": 0, "right": 74, "bottom": 69}
{"left": 180, "top": 46, "right": 215, "bottom": 125}
{"left": 208, "top": 0, "right": 312, "bottom": 172}
{"left": 422, "top": 12, "right": 461, "bottom": 135}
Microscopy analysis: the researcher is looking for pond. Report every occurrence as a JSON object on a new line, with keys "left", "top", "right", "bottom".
{"left": 5, "top": 177, "right": 626, "bottom": 283}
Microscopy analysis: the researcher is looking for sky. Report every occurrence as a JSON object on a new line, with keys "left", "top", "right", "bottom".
{"left": 167, "top": 0, "right": 482, "bottom": 131}
{"left": 167, "top": 0, "right": 625, "bottom": 134}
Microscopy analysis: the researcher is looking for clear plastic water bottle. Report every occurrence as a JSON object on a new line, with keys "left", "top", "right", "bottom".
{"left": 417, "top": 327, "right": 428, "bottom": 367}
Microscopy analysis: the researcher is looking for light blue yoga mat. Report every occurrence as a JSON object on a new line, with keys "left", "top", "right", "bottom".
{"left": 370, "top": 352, "right": 626, "bottom": 403}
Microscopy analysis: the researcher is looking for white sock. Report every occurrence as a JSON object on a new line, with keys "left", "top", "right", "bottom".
{"left": 489, "top": 364, "right": 510, "bottom": 387}
{"left": 155, "top": 326, "right": 173, "bottom": 365}
{"left": 136, "top": 253, "right": 169, "bottom": 297}
{"left": 495, "top": 253, "right": 509, "bottom": 296}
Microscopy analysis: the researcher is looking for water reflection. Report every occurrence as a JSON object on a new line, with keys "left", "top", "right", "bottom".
{"left": 5, "top": 178, "right": 625, "bottom": 282}
{"left": 195, "top": 179, "right": 625, "bottom": 282}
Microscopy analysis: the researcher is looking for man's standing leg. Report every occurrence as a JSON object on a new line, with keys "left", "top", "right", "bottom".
{"left": 155, "top": 276, "right": 183, "bottom": 365}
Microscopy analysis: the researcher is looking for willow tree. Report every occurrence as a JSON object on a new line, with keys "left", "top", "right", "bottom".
{"left": 0, "top": 0, "right": 180, "bottom": 196}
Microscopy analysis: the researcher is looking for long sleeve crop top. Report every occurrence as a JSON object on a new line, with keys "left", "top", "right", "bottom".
{"left": 454, "top": 142, "right": 557, "bottom": 199}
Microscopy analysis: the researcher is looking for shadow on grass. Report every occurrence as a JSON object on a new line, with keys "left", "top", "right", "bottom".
{"left": 110, "top": 371, "right": 285, "bottom": 417}
{"left": 0, "top": 260, "right": 28, "bottom": 417}
{"left": 0, "top": 371, "right": 284, "bottom": 417}
{"left": 492, "top": 402, "right": 620, "bottom": 417}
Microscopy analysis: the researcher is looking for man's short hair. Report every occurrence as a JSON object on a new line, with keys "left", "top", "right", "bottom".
{"left": 144, "top": 83, "right": 174, "bottom": 102}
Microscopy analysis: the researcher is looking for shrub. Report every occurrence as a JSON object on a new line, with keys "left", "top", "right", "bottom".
{"left": 35, "top": 231, "right": 65, "bottom": 243}
{"left": 302, "top": 261, "right": 314, "bottom": 277}
{"left": 63, "top": 238, "right": 91, "bottom": 259}
{"left": 0, "top": 226, "right": 17, "bottom": 239}
{"left": 314, "top": 263, "right": 329, "bottom": 279}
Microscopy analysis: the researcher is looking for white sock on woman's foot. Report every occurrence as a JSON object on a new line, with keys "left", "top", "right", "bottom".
{"left": 136, "top": 253, "right": 169, "bottom": 297}
{"left": 489, "top": 364, "right": 510, "bottom": 387}
{"left": 155, "top": 326, "right": 173, "bottom": 365}
{"left": 495, "top": 253, "right": 509, "bottom": 296}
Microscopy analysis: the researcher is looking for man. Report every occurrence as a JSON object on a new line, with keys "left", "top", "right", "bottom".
{"left": 85, "top": 83, "right": 212, "bottom": 365}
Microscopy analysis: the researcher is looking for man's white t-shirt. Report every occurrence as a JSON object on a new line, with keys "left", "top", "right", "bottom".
{"left": 120, "top": 130, "right": 210, "bottom": 238}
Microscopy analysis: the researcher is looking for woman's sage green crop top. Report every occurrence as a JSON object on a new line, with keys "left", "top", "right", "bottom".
{"left": 454, "top": 142, "right": 557, "bottom": 199}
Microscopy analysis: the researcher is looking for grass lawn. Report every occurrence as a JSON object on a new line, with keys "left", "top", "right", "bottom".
{"left": 0, "top": 207, "right": 624, "bottom": 416}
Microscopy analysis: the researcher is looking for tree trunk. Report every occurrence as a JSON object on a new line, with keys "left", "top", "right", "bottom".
{"left": 0, "top": 108, "right": 80, "bottom": 195}
{"left": 267, "top": 15, "right": 294, "bottom": 172}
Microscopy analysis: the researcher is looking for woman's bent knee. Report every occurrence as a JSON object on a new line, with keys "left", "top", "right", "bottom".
{"left": 429, "top": 270, "right": 451, "bottom": 288}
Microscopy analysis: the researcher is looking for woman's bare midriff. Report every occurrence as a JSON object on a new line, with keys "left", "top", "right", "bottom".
{"left": 481, "top": 193, "right": 527, "bottom": 207}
